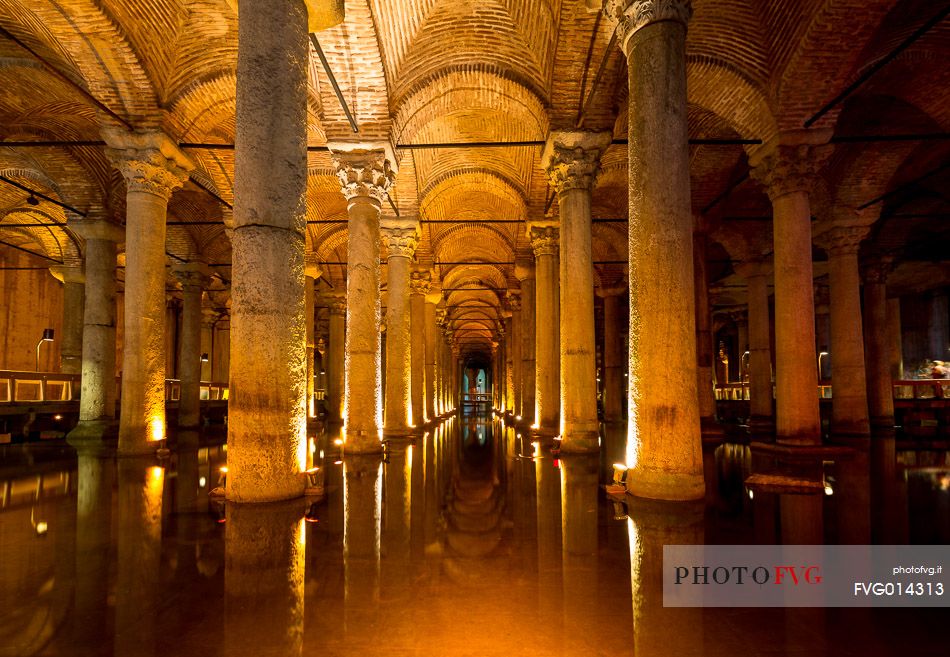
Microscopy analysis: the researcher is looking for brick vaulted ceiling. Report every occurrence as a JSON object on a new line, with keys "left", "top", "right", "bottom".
{"left": 0, "top": 0, "right": 947, "bottom": 358}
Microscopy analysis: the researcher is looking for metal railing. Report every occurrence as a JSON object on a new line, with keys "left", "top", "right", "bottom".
{"left": 0, "top": 370, "right": 229, "bottom": 404}
{"left": 714, "top": 379, "right": 950, "bottom": 401}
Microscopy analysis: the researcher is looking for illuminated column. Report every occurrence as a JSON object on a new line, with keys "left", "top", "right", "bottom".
{"left": 225, "top": 501, "right": 305, "bottom": 657}
{"left": 749, "top": 131, "right": 833, "bottom": 444}
{"left": 530, "top": 224, "right": 560, "bottom": 431}
{"left": 50, "top": 263, "right": 85, "bottom": 374}
{"left": 542, "top": 131, "right": 609, "bottom": 451}
{"left": 503, "top": 313, "right": 514, "bottom": 412}
{"left": 305, "top": 256, "right": 322, "bottom": 422}
{"left": 67, "top": 219, "right": 123, "bottom": 442}
{"left": 172, "top": 264, "right": 211, "bottom": 429}
{"left": 516, "top": 258, "right": 536, "bottom": 423}
{"left": 424, "top": 283, "right": 440, "bottom": 420}
{"left": 332, "top": 145, "right": 395, "bottom": 452}
{"left": 343, "top": 455, "right": 383, "bottom": 638}
{"left": 200, "top": 307, "right": 216, "bottom": 381}
{"left": 560, "top": 455, "right": 599, "bottom": 640}
{"left": 605, "top": 0, "right": 702, "bottom": 496}
{"left": 326, "top": 293, "right": 346, "bottom": 423}
{"left": 737, "top": 260, "right": 774, "bottom": 432}
{"left": 821, "top": 225, "right": 870, "bottom": 436}
{"left": 227, "top": 0, "right": 308, "bottom": 501}
{"left": 863, "top": 260, "right": 895, "bottom": 430}
{"left": 693, "top": 231, "right": 719, "bottom": 435}
{"left": 508, "top": 291, "right": 523, "bottom": 418}
{"left": 382, "top": 221, "right": 419, "bottom": 436}
{"left": 103, "top": 129, "right": 192, "bottom": 453}
{"left": 598, "top": 286, "right": 625, "bottom": 423}
{"left": 409, "top": 270, "right": 430, "bottom": 425}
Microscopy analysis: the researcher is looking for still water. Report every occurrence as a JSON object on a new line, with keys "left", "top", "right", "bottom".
{"left": 0, "top": 416, "right": 947, "bottom": 656}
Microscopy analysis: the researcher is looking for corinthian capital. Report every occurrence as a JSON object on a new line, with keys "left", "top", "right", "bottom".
{"left": 410, "top": 270, "right": 432, "bottom": 295}
{"left": 541, "top": 131, "right": 612, "bottom": 195}
{"left": 529, "top": 224, "right": 559, "bottom": 257}
{"left": 330, "top": 145, "right": 396, "bottom": 204}
{"left": 817, "top": 225, "right": 869, "bottom": 257}
{"left": 102, "top": 128, "right": 194, "bottom": 200}
{"left": 381, "top": 220, "right": 419, "bottom": 259}
{"left": 748, "top": 130, "right": 833, "bottom": 201}
{"left": 604, "top": 0, "right": 692, "bottom": 52}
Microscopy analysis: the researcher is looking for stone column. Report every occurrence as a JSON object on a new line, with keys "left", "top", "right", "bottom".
{"left": 332, "top": 146, "right": 395, "bottom": 452}
{"left": 503, "top": 313, "right": 514, "bottom": 413}
{"left": 887, "top": 297, "right": 903, "bottom": 381}
{"left": 542, "top": 131, "right": 610, "bottom": 452}
{"left": 200, "top": 307, "right": 217, "bottom": 382}
{"left": 737, "top": 261, "right": 774, "bottom": 432}
{"left": 435, "top": 308, "right": 446, "bottom": 415}
{"left": 692, "top": 231, "right": 718, "bottom": 434}
{"left": 67, "top": 218, "right": 123, "bottom": 442}
{"left": 424, "top": 284, "right": 440, "bottom": 420}
{"left": 598, "top": 286, "right": 625, "bottom": 423}
{"left": 605, "top": 0, "right": 702, "bottom": 497}
{"left": 49, "top": 264, "right": 85, "bottom": 374}
{"left": 304, "top": 256, "right": 322, "bottom": 421}
{"left": 508, "top": 291, "right": 523, "bottom": 419}
{"left": 173, "top": 264, "right": 210, "bottom": 429}
{"left": 326, "top": 294, "right": 346, "bottom": 424}
{"left": 382, "top": 221, "right": 419, "bottom": 436}
{"left": 103, "top": 129, "right": 193, "bottom": 453}
{"left": 516, "top": 258, "right": 536, "bottom": 424}
{"left": 409, "top": 270, "right": 430, "bottom": 425}
{"left": 929, "top": 291, "right": 949, "bottom": 361}
{"left": 749, "top": 131, "right": 832, "bottom": 445}
{"left": 863, "top": 260, "right": 895, "bottom": 430}
{"left": 530, "top": 225, "right": 560, "bottom": 432}
{"left": 227, "top": 0, "right": 309, "bottom": 502}
{"left": 821, "top": 225, "right": 870, "bottom": 437}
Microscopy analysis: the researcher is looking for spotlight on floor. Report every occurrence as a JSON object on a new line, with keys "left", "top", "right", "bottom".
{"left": 606, "top": 463, "right": 628, "bottom": 495}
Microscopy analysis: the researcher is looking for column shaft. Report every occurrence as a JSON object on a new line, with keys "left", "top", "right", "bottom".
{"left": 746, "top": 270, "right": 774, "bottom": 427}
{"left": 519, "top": 271, "right": 536, "bottom": 423}
{"left": 176, "top": 279, "right": 204, "bottom": 428}
{"left": 327, "top": 298, "right": 346, "bottom": 423}
{"left": 382, "top": 228, "right": 416, "bottom": 436}
{"left": 601, "top": 290, "right": 624, "bottom": 423}
{"left": 614, "top": 5, "right": 702, "bottom": 497}
{"left": 826, "top": 238, "right": 869, "bottom": 436}
{"left": 531, "top": 227, "right": 559, "bottom": 431}
{"left": 59, "top": 274, "right": 85, "bottom": 375}
{"left": 693, "top": 232, "right": 717, "bottom": 427}
{"left": 863, "top": 266, "right": 894, "bottom": 429}
{"left": 510, "top": 295, "right": 523, "bottom": 418}
{"left": 886, "top": 297, "right": 903, "bottom": 381}
{"left": 424, "top": 297, "right": 438, "bottom": 420}
{"left": 409, "top": 271, "right": 429, "bottom": 425}
{"left": 227, "top": 0, "right": 309, "bottom": 501}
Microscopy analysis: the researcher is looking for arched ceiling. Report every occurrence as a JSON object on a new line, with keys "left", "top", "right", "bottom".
{"left": 0, "top": 0, "right": 946, "bottom": 358}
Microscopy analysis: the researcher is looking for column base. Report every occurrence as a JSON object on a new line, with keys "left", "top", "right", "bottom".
{"left": 342, "top": 430, "right": 384, "bottom": 455}
{"left": 626, "top": 466, "right": 705, "bottom": 502}
{"left": 558, "top": 428, "right": 599, "bottom": 453}
{"left": 383, "top": 427, "right": 413, "bottom": 438}
{"left": 67, "top": 420, "right": 118, "bottom": 451}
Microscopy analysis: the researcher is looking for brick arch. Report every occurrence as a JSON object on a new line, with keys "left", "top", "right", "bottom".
{"left": 686, "top": 56, "right": 778, "bottom": 140}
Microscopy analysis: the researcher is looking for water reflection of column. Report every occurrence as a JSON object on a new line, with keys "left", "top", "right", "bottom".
{"left": 73, "top": 451, "right": 114, "bottom": 654}
{"left": 382, "top": 444, "right": 411, "bottom": 604}
{"left": 627, "top": 498, "right": 705, "bottom": 656}
{"left": 115, "top": 459, "right": 165, "bottom": 657}
{"left": 225, "top": 501, "right": 306, "bottom": 657}
{"left": 560, "top": 455, "right": 602, "bottom": 652}
{"left": 343, "top": 455, "right": 383, "bottom": 643}
{"left": 535, "top": 448, "right": 563, "bottom": 636}
{"left": 176, "top": 431, "right": 201, "bottom": 578}
{"left": 871, "top": 436, "right": 907, "bottom": 544}
{"left": 836, "top": 449, "right": 870, "bottom": 543}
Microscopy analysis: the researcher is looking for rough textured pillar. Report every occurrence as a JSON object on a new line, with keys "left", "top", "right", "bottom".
{"left": 50, "top": 264, "right": 85, "bottom": 374}
{"left": 738, "top": 261, "right": 774, "bottom": 431}
{"left": 326, "top": 294, "right": 346, "bottom": 423}
{"left": 542, "top": 131, "right": 610, "bottom": 452}
{"left": 173, "top": 264, "right": 210, "bottom": 429}
{"left": 103, "top": 129, "right": 193, "bottom": 453}
{"left": 863, "top": 260, "right": 895, "bottom": 429}
{"left": 508, "top": 291, "right": 523, "bottom": 418}
{"left": 424, "top": 284, "right": 440, "bottom": 420}
{"left": 332, "top": 146, "right": 395, "bottom": 452}
{"left": 605, "top": 0, "right": 702, "bottom": 498}
{"left": 598, "top": 286, "right": 625, "bottom": 423}
{"left": 304, "top": 256, "right": 322, "bottom": 421}
{"left": 409, "top": 270, "right": 430, "bottom": 425}
{"left": 887, "top": 297, "right": 903, "bottom": 381}
{"left": 67, "top": 218, "right": 123, "bottom": 442}
{"left": 749, "top": 130, "right": 832, "bottom": 445}
{"left": 822, "top": 225, "right": 870, "bottom": 437}
{"left": 929, "top": 292, "right": 949, "bottom": 361}
{"left": 692, "top": 231, "right": 718, "bottom": 434}
{"left": 530, "top": 225, "right": 560, "bottom": 431}
{"left": 382, "top": 221, "right": 419, "bottom": 436}
{"left": 227, "top": 0, "right": 308, "bottom": 501}
{"left": 516, "top": 259, "right": 536, "bottom": 423}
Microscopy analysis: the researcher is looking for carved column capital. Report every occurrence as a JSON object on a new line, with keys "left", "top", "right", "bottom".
{"left": 49, "top": 264, "right": 85, "bottom": 284}
{"left": 381, "top": 224, "right": 419, "bottom": 259}
{"left": 541, "top": 131, "right": 612, "bottom": 195}
{"left": 325, "top": 293, "right": 347, "bottom": 316}
{"left": 748, "top": 131, "right": 833, "bottom": 201}
{"left": 818, "top": 225, "right": 869, "bottom": 257}
{"left": 604, "top": 0, "right": 693, "bottom": 53}
{"left": 330, "top": 147, "right": 395, "bottom": 205}
{"left": 529, "top": 224, "right": 560, "bottom": 257}
{"left": 102, "top": 129, "right": 194, "bottom": 200}
{"left": 507, "top": 291, "right": 522, "bottom": 312}
{"left": 172, "top": 263, "right": 212, "bottom": 290}
{"left": 410, "top": 270, "right": 432, "bottom": 296}
{"left": 304, "top": 253, "right": 322, "bottom": 280}
{"left": 862, "top": 257, "right": 893, "bottom": 284}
